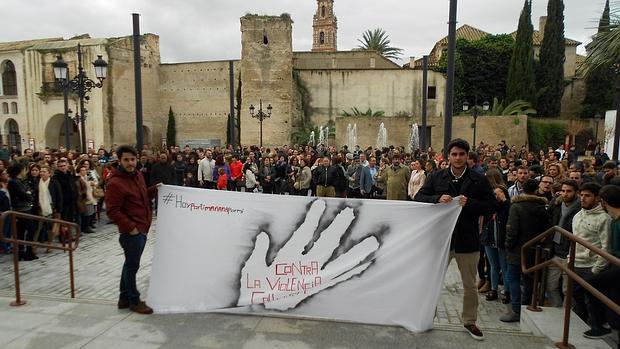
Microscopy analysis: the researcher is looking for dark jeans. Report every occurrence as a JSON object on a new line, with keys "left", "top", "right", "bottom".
{"left": 478, "top": 244, "right": 489, "bottom": 281}
{"left": 119, "top": 233, "right": 147, "bottom": 305}
{"left": 574, "top": 267, "right": 607, "bottom": 331}
{"left": 587, "top": 265, "right": 620, "bottom": 329}
{"left": 506, "top": 262, "right": 533, "bottom": 315}
{"left": 484, "top": 246, "right": 508, "bottom": 291}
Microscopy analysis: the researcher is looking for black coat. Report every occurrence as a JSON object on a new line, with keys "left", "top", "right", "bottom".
{"left": 7, "top": 178, "right": 33, "bottom": 212}
{"left": 151, "top": 162, "right": 177, "bottom": 185}
{"left": 481, "top": 187, "right": 510, "bottom": 249}
{"left": 414, "top": 168, "right": 498, "bottom": 253}
{"left": 52, "top": 170, "right": 77, "bottom": 206}
{"left": 505, "top": 194, "right": 552, "bottom": 265}
{"left": 312, "top": 165, "right": 339, "bottom": 187}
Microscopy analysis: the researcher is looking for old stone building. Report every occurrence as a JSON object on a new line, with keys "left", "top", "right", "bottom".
{"left": 0, "top": 0, "right": 447, "bottom": 150}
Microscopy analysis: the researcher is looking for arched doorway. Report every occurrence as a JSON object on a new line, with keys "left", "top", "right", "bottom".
{"left": 5, "top": 119, "right": 20, "bottom": 150}
{"left": 45, "top": 114, "right": 79, "bottom": 149}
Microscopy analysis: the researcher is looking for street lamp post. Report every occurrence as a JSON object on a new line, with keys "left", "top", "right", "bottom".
{"left": 594, "top": 112, "right": 602, "bottom": 144}
{"left": 249, "top": 100, "right": 272, "bottom": 147}
{"left": 463, "top": 98, "right": 490, "bottom": 149}
{"left": 53, "top": 44, "right": 107, "bottom": 152}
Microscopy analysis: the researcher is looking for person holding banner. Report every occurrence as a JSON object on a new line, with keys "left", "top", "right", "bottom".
{"left": 414, "top": 138, "right": 498, "bottom": 341}
{"left": 105, "top": 145, "right": 159, "bottom": 315}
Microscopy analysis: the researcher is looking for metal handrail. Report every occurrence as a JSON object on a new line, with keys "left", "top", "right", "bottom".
{"left": 521, "top": 225, "right": 620, "bottom": 349}
{"left": 0, "top": 211, "right": 81, "bottom": 306}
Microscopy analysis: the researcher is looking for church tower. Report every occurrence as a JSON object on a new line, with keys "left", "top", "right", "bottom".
{"left": 312, "top": 0, "right": 338, "bottom": 52}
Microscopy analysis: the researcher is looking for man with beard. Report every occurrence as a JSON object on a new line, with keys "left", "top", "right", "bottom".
{"left": 415, "top": 139, "right": 498, "bottom": 340}
{"left": 105, "top": 145, "right": 159, "bottom": 315}
{"left": 379, "top": 154, "right": 410, "bottom": 201}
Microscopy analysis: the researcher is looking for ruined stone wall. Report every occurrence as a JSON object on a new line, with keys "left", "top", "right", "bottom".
{"left": 293, "top": 51, "right": 399, "bottom": 70}
{"left": 335, "top": 115, "right": 528, "bottom": 150}
{"left": 298, "top": 69, "right": 446, "bottom": 126}
{"left": 107, "top": 34, "right": 161, "bottom": 147}
{"left": 159, "top": 60, "right": 240, "bottom": 147}
{"left": 240, "top": 14, "right": 294, "bottom": 147}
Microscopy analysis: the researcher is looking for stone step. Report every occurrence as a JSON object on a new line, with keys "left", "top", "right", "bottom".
{"left": 521, "top": 306, "right": 618, "bottom": 349}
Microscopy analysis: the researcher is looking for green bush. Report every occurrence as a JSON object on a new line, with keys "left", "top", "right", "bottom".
{"left": 527, "top": 119, "right": 566, "bottom": 152}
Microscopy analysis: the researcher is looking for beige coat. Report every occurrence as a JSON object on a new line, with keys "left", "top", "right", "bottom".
{"left": 408, "top": 170, "right": 426, "bottom": 199}
{"left": 378, "top": 164, "right": 411, "bottom": 200}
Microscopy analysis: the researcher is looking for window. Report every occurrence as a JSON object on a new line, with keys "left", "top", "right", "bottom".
{"left": 427, "top": 86, "right": 437, "bottom": 99}
{"left": 1, "top": 102, "right": 7, "bottom": 114}
{"left": 321, "top": 6, "right": 326, "bottom": 17}
{"left": 10, "top": 102, "right": 17, "bottom": 114}
{"left": 320, "top": 32, "right": 325, "bottom": 44}
{"left": 1, "top": 60, "right": 17, "bottom": 96}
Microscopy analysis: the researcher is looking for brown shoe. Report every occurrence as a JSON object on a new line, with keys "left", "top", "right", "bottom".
{"left": 476, "top": 279, "right": 486, "bottom": 289}
{"left": 129, "top": 301, "right": 153, "bottom": 315}
{"left": 117, "top": 298, "right": 130, "bottom": 309}
{"left": 478, "top": 280, "right": 491, "bottom": 293}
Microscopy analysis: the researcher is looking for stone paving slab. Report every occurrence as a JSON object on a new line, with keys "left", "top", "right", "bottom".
{"left": 1, "top": 215, "right": 519, "bottom": 332}
{"left": 0, "top": 296, "right": 553, "bottom": 349}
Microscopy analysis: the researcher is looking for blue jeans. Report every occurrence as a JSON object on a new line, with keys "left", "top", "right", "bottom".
{"left": 119, "top": 233, "right": 147, "bottom": 305}
{"left": 506, "top": 263, "right": 533, "bottom": 315}
{"left": 484, "top": 246, "right": 508, "bottom": 291}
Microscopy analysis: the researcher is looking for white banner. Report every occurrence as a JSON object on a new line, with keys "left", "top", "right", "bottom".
{"left": 148, "top": 185, "right": 462, "bottom": 332}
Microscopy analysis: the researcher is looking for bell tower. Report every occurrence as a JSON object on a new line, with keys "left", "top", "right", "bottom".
{"left": 312, "top": 0, "right": 338, "bottom": 52}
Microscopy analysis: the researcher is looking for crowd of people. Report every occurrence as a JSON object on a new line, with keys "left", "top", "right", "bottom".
{"left": 0, "top": 137, "right": 618, "bottom": 343}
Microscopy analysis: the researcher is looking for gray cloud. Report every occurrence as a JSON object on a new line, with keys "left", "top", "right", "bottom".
{"left": 4, "top": 0, "right": 607, "bottom": 64}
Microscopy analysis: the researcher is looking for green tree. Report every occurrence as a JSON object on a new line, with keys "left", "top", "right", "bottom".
{"left": 581, "top": 0, "right": 616, "bottom": 118}
{"left": 536, "top": 0, "right": 566, "bottom": 117}
{"left": 357, "top": 28, "right": 403, "bottom": 60}
{"left": 436, "top": 35, "right": 515, "bottom": 113}
{"left": 506, "top": 0, "right": 536, "bottom": 105}
{"left": 166, "top": 106, "right": 177, "bottom": 147}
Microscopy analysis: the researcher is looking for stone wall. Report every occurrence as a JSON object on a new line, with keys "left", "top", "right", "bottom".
{"left": 335, "top": 115, "right": 529, "bottom": 150}
{"left": 240, "top": 15, "right": 295, "bottom": 147}
{"left": 293, "top": 51, "right": 399, "bottom": 70}
{"left": 159, "top": 60, "right": 240, "bottom": 147}
{"left": 299, "top": 69, "right": 446, "bottom": 126}
{"left": 107, "top": 34, "right": 162, "bottom": 147}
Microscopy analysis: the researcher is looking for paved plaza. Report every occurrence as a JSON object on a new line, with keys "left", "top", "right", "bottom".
{"left": 1, "top": 216, "right": 553, "bottom": 348}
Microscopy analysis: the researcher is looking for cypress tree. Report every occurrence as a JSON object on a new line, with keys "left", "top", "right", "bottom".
{"left": 581, "top": 0, "right": 615, "bottom": 118}
{"left": 506, "top": 0, "right": 536, "bottom": 104}
{"left": 166, "top": 106, "right": 177, "bottom": 147}
{"left": 536, "top": 0, "right": 565, "bottom": 117}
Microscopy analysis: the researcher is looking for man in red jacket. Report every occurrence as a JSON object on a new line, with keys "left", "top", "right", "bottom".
{"left": 105, "top": 145, "right": 158, "bottom": 314}
{"left": 229, "top": 154, "right": 244, "bottom": 192}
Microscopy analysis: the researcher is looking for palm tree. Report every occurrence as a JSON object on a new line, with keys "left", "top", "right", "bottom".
{"left": 583, "top": 2, "right": 619, "bottom": 77}
{"left": 357, "top": 28, "right": 403, "bottom": 60}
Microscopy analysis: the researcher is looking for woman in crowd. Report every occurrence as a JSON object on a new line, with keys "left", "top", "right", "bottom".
{"left": 75, "top": 165, "right": 97, "bottom": 234}
{"left": 481, "top": 168, "right": 511, "bottom": 303}
{"left": 38, "top": 165, "right": 63, "bottom": 251}
{"left": 408, "top": 159, "right": 426, "bottom": 200}
{"left": 293, "top": 158, "right": 312, "bottom": 197}
{"left": 212, "top": 155, "right": 231, "bottom": 188}
{"left": 7, "top": 163, "right": 37, "bottom": 260}
{"left": 243, "top": 160, "right": 258, "bottom": 193}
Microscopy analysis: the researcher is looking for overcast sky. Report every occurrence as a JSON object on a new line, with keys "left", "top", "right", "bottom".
{"left": 3, "top": 0, "right": 609, "bottom": 65}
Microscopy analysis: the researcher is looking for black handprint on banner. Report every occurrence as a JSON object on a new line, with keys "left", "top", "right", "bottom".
{"left": 237, "top": 200, "right": 379, "bottom": 310}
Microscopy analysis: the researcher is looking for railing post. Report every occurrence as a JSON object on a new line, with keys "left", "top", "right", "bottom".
{"left": 69, "top": 248, "right": 75, "bottom": 298}
{"left": 527, "top": 245, "right": 542, "bottom": 312}
{"left": 556, "top": 240, "right": 576, "bottom": 349}
{"left": 9, "top": 214, "right": 25, "bottom": 306}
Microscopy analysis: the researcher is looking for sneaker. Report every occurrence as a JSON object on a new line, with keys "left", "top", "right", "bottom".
{"left": 117, "top": 298, "right": 130, "bottom": 309}
{"left": 129, "top": 301, "right": 153, "bottom": 315}
{"left": 500, "top": 311, "right": 520, "bottom": 323}
{"left": 583, "top": 328, "right": 611, "bottom": 339}
{"left": 464, "top": 324, "right": 484, "bottom": 341}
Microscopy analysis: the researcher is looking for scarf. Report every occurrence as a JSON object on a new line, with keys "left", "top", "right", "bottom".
{"left": 39, "top": 178, "right": 53, "bottom": 217}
